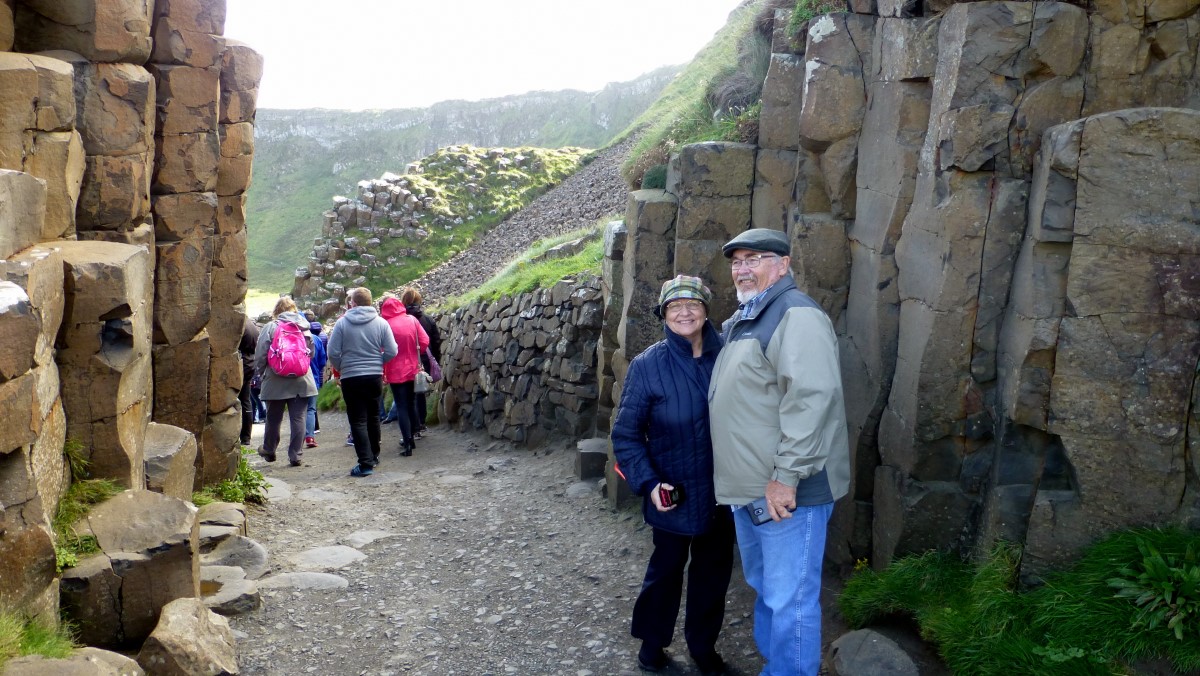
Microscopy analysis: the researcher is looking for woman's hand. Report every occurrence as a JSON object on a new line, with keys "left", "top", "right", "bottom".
{"left": 650, "top": 482, "right": 677, "bottom": 512}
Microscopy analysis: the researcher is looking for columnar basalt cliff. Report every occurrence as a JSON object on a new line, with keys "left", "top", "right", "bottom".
{"left": 600, "top": 1, "right": 1200, "bottom": 579}
{"left": 436, "top": 277, "right": 605, "bottom": 447}
{"left": 0, "top": 0, "right": 260, "bottom": 651}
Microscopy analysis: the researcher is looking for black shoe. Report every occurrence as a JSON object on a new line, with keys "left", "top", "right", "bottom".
{"left": 289, "top": 459, "right": 303, "bottom": 467}
{"left": 258, "top": 450, "right": 276, "bottom": 463}
{"left": 381, "top": 416, "right": 396, "bottom": 424}
{"left": 691, "top": 651, "right": 726, "bottom": 676}
{"left": 637, "top": 645, "right": 671, "bottom": 672}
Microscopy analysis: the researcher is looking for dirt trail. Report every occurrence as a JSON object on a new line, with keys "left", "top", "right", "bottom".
{"left": 232, "top": 412, "right": 801, "bottom": 676}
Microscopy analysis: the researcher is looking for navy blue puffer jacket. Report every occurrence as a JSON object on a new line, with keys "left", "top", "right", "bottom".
{"left": 611, "top": 321, "right": 723, "bottom": 536}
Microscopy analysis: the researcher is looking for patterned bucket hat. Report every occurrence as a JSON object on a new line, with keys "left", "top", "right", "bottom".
{"left": 657, "top": 275, "right": 712, "bottom": 315}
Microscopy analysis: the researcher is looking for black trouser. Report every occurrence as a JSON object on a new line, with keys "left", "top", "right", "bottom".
{"left": 631, "top": 508, "right": 735, "bottom": 658}
{"left": 341, "top": 375, "right": 383, "bottom": 468}
{"left": 389, "top": 381, "right": 417, "bottom": 449}
{"left": 415, "top": 391, "right": 428, "bottom": 428}
{"left": 238, "top": 367, "right": 254, "bottom": 445}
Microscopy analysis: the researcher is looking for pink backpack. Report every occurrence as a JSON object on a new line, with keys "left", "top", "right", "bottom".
{"left": 267, "top": 320, "right": 311, "bottom": 377}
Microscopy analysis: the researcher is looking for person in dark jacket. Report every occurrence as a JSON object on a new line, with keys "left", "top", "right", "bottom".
{"left": 401, "top": 286, "right": 441, "bottom": 435}
{"left": 304, "top": 321, "right": 328, "bottom": 448}
{"left": 238, "top": 316, "right": 260, "bottom": 445}
{"left": 611, "top": 275, "right": 734, "bottom": 676}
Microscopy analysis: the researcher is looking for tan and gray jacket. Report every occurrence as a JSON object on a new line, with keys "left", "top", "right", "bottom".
{"left": 707, "top": 276, "right": 850, "bottom": 506}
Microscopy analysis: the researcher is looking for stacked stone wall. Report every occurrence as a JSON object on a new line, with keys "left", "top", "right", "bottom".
{"left": 604, "top": 0, "right": 1200, "bottom": 578}
{"left": 438, "top": 277, "right": 604, "bottom": 447}
{"left": 0, "top": 0, "right": 259, "bottom": 633}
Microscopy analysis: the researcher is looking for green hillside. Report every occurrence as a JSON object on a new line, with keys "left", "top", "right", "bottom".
{"left": 246, "top": 67, "right": 679, "bottom": 293}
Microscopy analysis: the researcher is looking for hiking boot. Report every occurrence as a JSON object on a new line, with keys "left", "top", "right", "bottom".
{"left": 304, "top": 436, "right": 317, "bottom": 448}
{"left": 637, "top": 645, "right": 671, "bottom": 672}
{"left": 691, "top": 651, "right": 726, "bottom": 676}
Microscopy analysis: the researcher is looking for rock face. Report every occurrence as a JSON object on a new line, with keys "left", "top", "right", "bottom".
{"left": 136, "top": 596, "right": 239, "bottom": 675}
{"left": 597, "top": 2, "right": 1200, "bottom": 579}
{"left": 0, "top": 0, "right": 261, "bottom": 652}
{"left": 438, "top": 277, "right": 605, "bottom": 447}
{"left": 60, "top": 490, "right": 200, "bottom": 648}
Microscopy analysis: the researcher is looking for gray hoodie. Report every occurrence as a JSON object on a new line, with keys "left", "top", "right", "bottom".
{"left": 328, "top": 305, "right": 398, "bottom": 379}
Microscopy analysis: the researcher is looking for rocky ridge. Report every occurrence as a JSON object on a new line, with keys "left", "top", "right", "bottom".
{"left": 291, "top": 145, "right": 590, "bottom": 316}
{"left": 406, "top": 136, "right": 636, "bottom": 305}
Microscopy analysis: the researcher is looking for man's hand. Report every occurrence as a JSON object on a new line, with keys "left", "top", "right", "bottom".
{"left": 765, "top": 479, "right": 796, "bottom": 522}
{"left": 650, "top": 482, "right": 677, "bottom": 512}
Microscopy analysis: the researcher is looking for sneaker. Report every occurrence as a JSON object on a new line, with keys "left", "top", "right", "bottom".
{"left": 349, "top": 465, "right": 374, "bottom": 477}
{"left": 345, "top": 434, "right": 354, "bottom": 446}
{"left": 257, "top": 450, "right": 276, "bottom": 463}
{"left": 304, "top": 436, "right": 318, "bottom": 448}
{"left": 637, "top": 645, "right": 671, "bottom": 672}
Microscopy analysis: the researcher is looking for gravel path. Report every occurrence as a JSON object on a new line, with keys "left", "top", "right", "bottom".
{"left": 230, "top": 412, "right": 797, "bottom": 676}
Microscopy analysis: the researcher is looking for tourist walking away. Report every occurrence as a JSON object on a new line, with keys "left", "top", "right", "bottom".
{"left": 611, "top": 275, "right": 734, "bottom": 675}
{"left": 380, "top": 295, "right": 429, "bottom": 457}
{"left": 402, "top": 286, "right": 442, "bottom": 435}
{"left": 304, "top": 321, "right": 328, "bottom": 448}
{"left": 238, "top": 315, "right": 260, "bottom": 446}
{"left": 708, "top": 229, "right": 850, "bottom": 676}
{"left": 253, "top": 297, "right": 319, "bottom": 467}
{"left": 328, "top": 287, "right": 397, "bottom": 476}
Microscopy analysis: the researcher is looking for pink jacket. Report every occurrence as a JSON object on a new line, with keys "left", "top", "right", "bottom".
{"left": 381, "top": 297, "right": 429, "bottom": 384}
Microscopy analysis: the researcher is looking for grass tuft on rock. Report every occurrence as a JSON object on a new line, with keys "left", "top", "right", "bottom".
{"left": 0, "top": 611, "right": 76, "bottom": 670}
{"left": 840, "top": 528, "right": 1200, "bottom": 674}
{"left": 192, "top": 447, "right": 270, "bottom": 507}
{"left": 51, "top": 471, "right": 123, "bottom": 572}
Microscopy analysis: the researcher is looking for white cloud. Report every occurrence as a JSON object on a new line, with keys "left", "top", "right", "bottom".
{"left": 224, "top": 0, "right": 746, "bottom": 110}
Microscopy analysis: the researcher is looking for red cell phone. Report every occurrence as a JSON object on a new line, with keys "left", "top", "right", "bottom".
{"left": 658, "top": 484, "right": 684, "bottom": 507}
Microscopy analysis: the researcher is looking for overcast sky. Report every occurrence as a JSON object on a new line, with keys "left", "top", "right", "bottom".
{"left": 223, "top": 0, "right": 746, "bottom": 111}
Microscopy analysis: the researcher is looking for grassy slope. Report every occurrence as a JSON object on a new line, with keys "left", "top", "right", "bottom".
{"left": 247, "top": 67, "right": 678, "bottom": 293}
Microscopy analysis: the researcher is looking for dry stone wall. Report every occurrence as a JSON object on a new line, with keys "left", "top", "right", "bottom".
{"left": 437, "top": 277, "right": 605, "bottom": 447}
{"left": 0, "top": 0, "right": 259, "bottom": 636}
{"left": 604, "top": 0, "right": 1200, "bottom": 579}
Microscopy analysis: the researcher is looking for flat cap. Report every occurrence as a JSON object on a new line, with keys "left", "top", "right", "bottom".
{"left": 722, "top": 228, "right": 790, "bottom": 258}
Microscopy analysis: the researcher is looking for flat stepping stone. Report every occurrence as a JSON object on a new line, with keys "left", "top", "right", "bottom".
{"left": 201, "top": 535, "right": 270, "bottom": 580}
{"left": 201, "top": 565, "right": 260, "bottom": 616}
{"left": 436, "top": 475, "right": 470, "bottom": 485}
{"left": 566, "top": 480, "right": 599, "bottom": 498}
{"left": 291, "top": 545, "right": 366, "bottom": 571}
{"left": 344, "top": 530, "right": 396, "bottom": 548}
{"left": 829, "top": 629, "right": 919, "bottom": 676}
{"left": 265, "top": 478, "right": 292, "bottom": 501}
{"left": 197, "top": 502, "right": 247, "bottom": 532}
{"left": 257, "top": 572, "right": 349, "bottom": 591}
{"left": 359, "top": 471, "right": 414, "bottom": 485}
{"left": 296, "top": 488, "right": 350, "bottom": 502}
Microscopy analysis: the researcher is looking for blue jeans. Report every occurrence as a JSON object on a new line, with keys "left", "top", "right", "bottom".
{"left": 732, "top": 501, "right": 832, "bottom": 676}
{"left": 305, "top": 395, "right": 318, "bottom": 436}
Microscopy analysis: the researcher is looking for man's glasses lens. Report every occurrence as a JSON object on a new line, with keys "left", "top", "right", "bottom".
{"left": 731, "top": 254, "right": 777, "bottom": 270}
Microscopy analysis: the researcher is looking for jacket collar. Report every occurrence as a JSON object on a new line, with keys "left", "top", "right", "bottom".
{"left": 663, "top": 320, "right": 723, "bottom": 357}
{"left": 740, "top": 276, "right": 797, "bottom": 321}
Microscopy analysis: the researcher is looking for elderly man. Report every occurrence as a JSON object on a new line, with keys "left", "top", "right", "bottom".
{"left": 708, "top": 228, "right": 850, "bottom": 676}
{"left": 328, "top": 287, "right": 398, "bottom": 477}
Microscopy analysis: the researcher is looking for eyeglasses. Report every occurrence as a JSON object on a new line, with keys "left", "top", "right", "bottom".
{"left": 665, "top": 299, "right": 704, "bottom": 314}
{"left": 730, "top": 254, "right": 779, "bottom": 270}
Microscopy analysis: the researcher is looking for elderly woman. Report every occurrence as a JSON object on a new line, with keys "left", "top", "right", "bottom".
{"left": 253, "top": 297, "right": 318, "bottom": 466}
{"left": 610, "top": 275, "right": 734, "bottom": 675}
